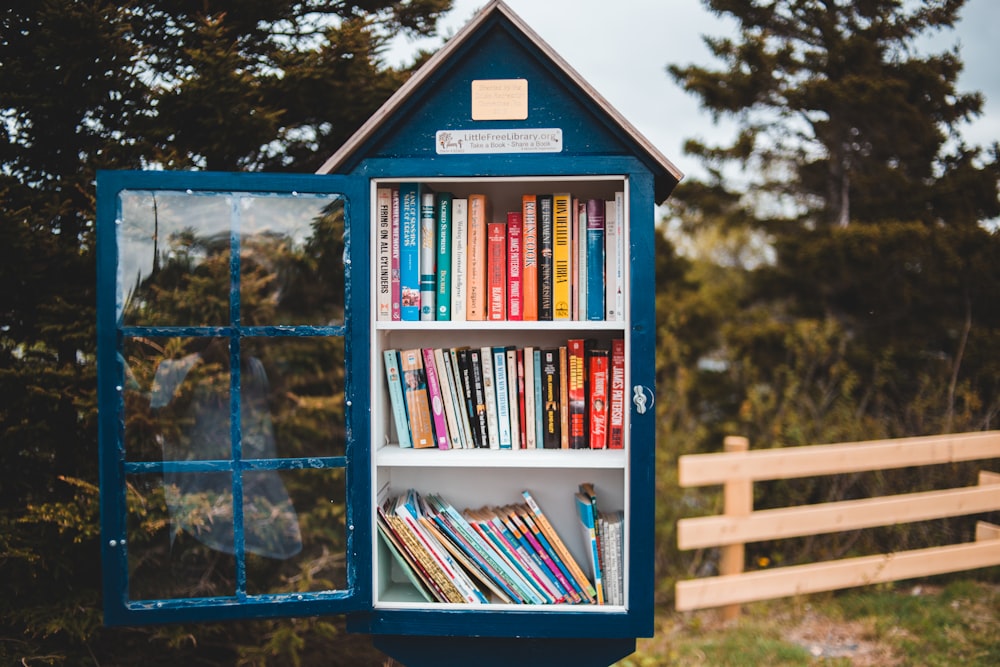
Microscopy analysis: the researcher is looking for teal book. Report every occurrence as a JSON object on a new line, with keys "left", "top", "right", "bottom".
{"left": 435, "top": 192, "right": 453, "bottom": 321}
{"left": 585, "top": 198, "right": 606, "bottom": 321}
{"left": 383, "top": 349, "right": 412, "bottom": 448}
{"left": 419, "top": 190, "right": 437, "bottom": 320}
{"left": 533, "top": 347, "right": 544, "bottom": 449}
{"left": 399, "top": 183, "right": 422, "bottom": 321}
{"left": 575, "top": 490, "right": 605, "bottom": 604}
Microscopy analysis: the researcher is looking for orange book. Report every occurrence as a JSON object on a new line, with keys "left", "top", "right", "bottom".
{"left": 487, "top": 222, "right": 507, "bottom": 321}
{"left": 399, "top": 348, "right": 436, "bottom": 449}
{"left": 520, "top": 194, "right": 538, "bottom": 320}
{"left": 466, "top": 194, "right": 489, "bottom": 321}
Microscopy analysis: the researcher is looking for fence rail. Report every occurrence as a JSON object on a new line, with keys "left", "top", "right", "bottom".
{"left": 675, "top": 432, "right": 1000, "bottom": 618}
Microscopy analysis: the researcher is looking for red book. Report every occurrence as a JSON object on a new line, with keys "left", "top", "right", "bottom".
{"left": 567, "top": 339, "right": 586, "bottom": 449}
{"left": 507, "top": 211, "right": 523, "bottom": 320}
{"left": 587, "top": 343, "right": 610, "bottom": 449}
{"left": 608, "top": 339, "right": 626, "bottom": 449}
{"left": 487, "top": 222, "right": 507, "bottom": 321}
{"left": 521, "top": 195, "right": 538, "bottom": 320}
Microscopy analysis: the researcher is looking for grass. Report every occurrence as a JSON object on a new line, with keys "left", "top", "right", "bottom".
{"left": 616, "top": 578, "right": 1000, "bottom": 666}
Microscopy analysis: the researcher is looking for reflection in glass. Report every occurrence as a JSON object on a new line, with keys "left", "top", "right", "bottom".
{"left": 239, "top": 194, "right": 345, "bottom": 326}
{"left": 119, "top": 191, "right": 231, "bottom": 326}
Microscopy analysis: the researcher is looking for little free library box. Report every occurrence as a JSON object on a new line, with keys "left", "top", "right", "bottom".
{"left": 95, "top": 2, "right": 681, "bottom": 665}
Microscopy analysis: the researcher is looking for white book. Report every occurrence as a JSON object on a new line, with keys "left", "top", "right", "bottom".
{"left": 523, "top": 346, "right": 536, "bottom": 449}
{"left": 614, "top": 191, "right": 625, "bottom": 321}
{"left": 376, "top": 187, "right": 393, "bottom": 321}
{"left": 480, "top": 346, "right": 501, "bottom": 449}
{"left": 577, "top": 201, "right": 588, "bottom": 322}
{"left": 605, "top": 197, "right": 617, "bottom": 321}
{"left": 434, "top": 347, "right": 465, "bottom": 449}
{"left": 419, "top": 192, "right": 437, "bottom": 320}
{"left": 451, "top": 198, "right": 468, "bottom": 321}
{"left": 506, "top": 347, "right": 521, "bottom": 449}
{"left": 492, "top": 347, "right": 512, "bottom": 449}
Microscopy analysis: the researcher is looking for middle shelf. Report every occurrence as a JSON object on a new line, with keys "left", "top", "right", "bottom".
{"left": 376, "top": 446, "right": 628, "bottom": 469}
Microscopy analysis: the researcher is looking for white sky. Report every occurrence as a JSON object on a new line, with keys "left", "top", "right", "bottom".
{"left": 387, "top": 0, "right": 999, "bottom": 185}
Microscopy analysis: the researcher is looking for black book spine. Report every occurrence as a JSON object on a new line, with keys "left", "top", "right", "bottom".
{"left": 541, "top": 347, "right": 561, "bottom": 449}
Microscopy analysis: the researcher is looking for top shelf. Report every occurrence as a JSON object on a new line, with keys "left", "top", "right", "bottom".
{"left": 374, "top": 320, "right": 626, "bottom": 332}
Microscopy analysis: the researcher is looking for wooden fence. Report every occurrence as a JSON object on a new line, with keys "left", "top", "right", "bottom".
{"left": 674, "top": 431, "right": 1000, "bottom": 619}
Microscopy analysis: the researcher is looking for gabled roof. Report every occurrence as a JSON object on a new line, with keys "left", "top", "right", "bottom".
{"left": 317, "top": 0, "right": 683, "bottom": 201}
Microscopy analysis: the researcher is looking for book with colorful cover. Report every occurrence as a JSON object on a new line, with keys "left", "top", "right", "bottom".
{"left": 419, "top": 191, "right": 436, "bottom": 320}
{"left": 533, "top": 347, "right": 544, "bottom": 449}
{"left": 520, "top": 194, "right": 538, "bottom": 320}
{"left": 479, "top": 346, "right": 500, "bottom": 450}
{"left": 421, "top": 348, "right": 450, "bottom": 450}
{"left": 376, "top": 505, "right": 436, "bottom": 602}
{"left": 449, "top": 347, "right": 476, "bottom": 448}
{"left": 506, "top": 347, "right": 521, "bottom": 450}
{"left": 378, "top": 504, "right": 451, "bottom": 603}
{"left": 503, "top": 506, "right": 582, "bottom": 603}
{"left": 507, "top": 211, "right": 523, "bottom": 320}
{"left": 486, "top": 221, "right": 507, "bottom": 321}
{"left": 451, "top": 197, "right": 468, "bottom": 321}
{"left": 512, "top": 503, "right": 588, "bottom": 602}
{"left": 468, "top": 348, "right": 490, "bottom": 448}
{"left": 522, "top": 347, "right": 536, "bottom": 449}
{"left": 399, "top": 348, "right": 435, "bottom": 448}
{"left": 570, "top": 197, "right": 579, "bottom": 320}
{"left": 576, "top": 199, "right": 588, "bottom": 321}
{"left": 587, "top": 342, "right": 610, "bottom": 450}
{"left": 435, "top": 192, "right": 453, "bottom": 321}
{"left": 399, "top": 182, "right": 422, "bottom": 321}
{"left": 383, "top": 349, "right": 412, "bottom": 449}
{"left": 376, "top": 186, "right": 393, "bottom": 321}
{"left": 559, "top": 345, "right": 570, "bottom": 449}
{"left": 495, "top": 507, "right": 569, "bottom": 603}
{"left": 579, "top": 482, "right": 605, "bottom": 601}
{"left": 612, "top": 191, "right": 625, "bottom": 321}
{"left": 521, "top": 490, "right": 597, "bottom": 602}
{"left": 435, "top": 348, "right": 465, "bottom": 449}
{"left": 552, "top": 192, "right": 572, "bottom": 320}
{"left": 481, "top": 509, "right": 562, "bottom": 602}
{"left": 586, "top": 198, "right": 606, "bottom": 321}
{"left": 537, "top": 194, "right": 554, "bottom": 320}
{"left": 540, "top": 348, "right": 561, "bottom": 449}
{"left": 457, "top": 348, "right": 484, "bottom": 448}
{"left": 604, "top": 196, "right": 618, "bottom": 321}
{"left": 491, "top": 347, "right": 512, "bottom": 449}
{"left": 575, "top": 491, "right": 605, "bottom": 604}
{"left": 463, "top": 508, "right": 549, "bottom": 604}
{"left": 466, "top": 193, "right": 489, "bottom": 321}
{"left": 608, "top": 338, "right": 626, "bottom": 450}
{"left": 383, "top": 500, "right": 465, "bottom": 603}
{"left": 567, "top": 338, "right": 587, "bottom": 449}
{"left": 391, "top": 186, "right": 401, "bottom": 321}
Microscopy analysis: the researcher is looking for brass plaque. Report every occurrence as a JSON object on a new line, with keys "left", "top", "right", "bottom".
{"left": 471, "top": 79, "right": 528, "bottom": 121}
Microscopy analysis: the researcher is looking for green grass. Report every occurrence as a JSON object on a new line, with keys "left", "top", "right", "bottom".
{"left": 618, "top": 579, "right": 999, "bottom": 666}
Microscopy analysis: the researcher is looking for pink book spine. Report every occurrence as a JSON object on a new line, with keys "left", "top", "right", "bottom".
{"left": 390, "top": 186, "right": 402, "bottom": 321}
{"left": 422, "top": 348, "right": 451, "bottom": 449}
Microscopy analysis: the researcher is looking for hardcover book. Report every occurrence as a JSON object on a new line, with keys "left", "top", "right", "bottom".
{"left": 435, "top": 192, "right": 453, "bottom": 321}
{"left": 520, "top": 194, "right": 538, "bottom": 320}
{"left": 466, "top": 193, "right": 489, "bottom": 321}
{"left": 376, "top": 186, "right": 393, "bottom": 321}
{"left": 586, "top": 198, "right": 606, "bottom": 321}
{"left": 383, "top": 349, "right": 412, "bottom": 448}
{"left": 391, "top": 186, "right": 401, "bottom": 320}
{"left": 608, "top": 338, "right": 626, "bottom": 450}
{"left": 486, "top": 221, "right": 507, "bottom": 321}
{"left": 421, "top": 348, "right": 450, "bottom": 449}
{"left": 451, "top": 198, "right": 468, "bottom": 321}
{"left": 419, "top": 191, "right": 437, "bottom": 320}
{"left": 576, "top": 199, "right": 588, "bottom": 321}
{"left": 587, "top": 342, "right": 610, "bottom": 450}
{"left": 507, "top": 212, "right": 523, "bottom": 320}
{"left": 399, "top": 183, "right": 422, "bottom": 321}
{"left": 552, "top": 192, "right": 572, "bottom": 320}
{"left": 537, "top": 194, "right": 554, "bottom": 320}
{"left": 604, "top": 196, "right": 619, "bottom": 321}
{"left": 399, "top": 348, "right": 435, "bottom": 448}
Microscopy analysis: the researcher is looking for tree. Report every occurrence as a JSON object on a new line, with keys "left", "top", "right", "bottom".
{"left": 0, "top": 1, "right": 450, "bottom": 663}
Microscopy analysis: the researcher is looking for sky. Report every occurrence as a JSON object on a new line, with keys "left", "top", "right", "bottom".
{"left": 387, "top": 0, "right": 1000, "bottom": 185}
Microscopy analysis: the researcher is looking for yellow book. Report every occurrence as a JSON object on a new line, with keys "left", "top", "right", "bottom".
{"left": 552, "top": 192, "right": 572, "bottom": 320}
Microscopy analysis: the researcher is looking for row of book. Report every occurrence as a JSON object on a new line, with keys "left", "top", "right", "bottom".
{"left": 377, "top": 487, "right": 623, "bottom": 605}
{"left": 384, "top": 338, "right": 626, "bottom": 450}
{"left": 375, "top": 184, "right": 626, "bottom": 323}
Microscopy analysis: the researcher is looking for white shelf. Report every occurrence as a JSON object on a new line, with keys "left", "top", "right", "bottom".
{"left": 376, "top": 445, "right": 627, "bottom": 469}
{"left": 375, "top": 320, "right": 626, "bottom": 332}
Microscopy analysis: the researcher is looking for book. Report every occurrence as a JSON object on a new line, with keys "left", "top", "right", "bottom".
{"left": 378, "top": 504, "right": 451, "bottom": 603}
{"left": 579, "top": 482, "right": 604, "bottom": 591}
{"left": 435, "top": 348, "right": 465, "bottom": 449}
{"left": 522, "top": 490, "right": 597, "bottom": 602}
{"left": 464, "top": 508, "right": 549, "bottom": 604}
{"left": 421, "top": 348, "right": 450, "bottom": 450}
{"left": 376, "top": 186, "right": 393, "bottom": 321}
{"left": 399, "top": 348, "right": 435, "bottom": 448}
{"left": 383, "top": 349, "right": 412, "bottom": 449}
{"left": 399, "top": 183, "right": 422, "bottom": 321}
{"left": 559, "top": 345, "right": 570, "bottom": 449}
{"left": 480, "top": 346, "right": 500, "bottom": 449}
{"left": 450, "top": 347, "right": 476, "bottom": 448}
{"left": 507, "top": 212, "right": 523, "bottom": 320}
{"left": 486, "top": 221, "right": 507, "bottom": 321}
{"left": 419, "top": 191, "right": 437, "bottom": 320}
{"left": 570, "top": 197, "right": 578, "bottom": 320}
{"left": 540, "top": 348, "right": 561, "bottom": 449}
{"left": 457, "top": 348, "right": 484, "bottom": 448}
{"left": 523, "top": 346, "right": 537, "bottom": 449}
{"left": 604, "top": 195, "right": 619, "bottom": 321}
{"left": 575, "top": 491, "right": 605, "bottom": 604}
{"left": 435, "top": 192, "right": 453, "bottom": 321}
{"left": 503, "top": 506, "right": 582, "bottom": 603}
{"left": 391, "top": 186, "right": 401, "bottom": 321}
{"left": 376, "top": 506, "right": 436, "bottom": 602}
{"left": 576, "top": 199, "right": 588, "bottom": 321}
{"left": 612, "top": 191, "right": 625, "bottom": 321}
{"left": 451, "top": 198, "right": 468, "bottom": 321}
{"left": 537, "top": 194, "right": 554, "bottom": 320}
{"left": 552, "top": 192, "right": 572, "bottom": 320}
{"left": 506, "top": 347, "right": 522, "bottom": 450}
{"left": 468, "top": 348, "right": 490, "bottom": 448}
{"left": 586, "top": 198, "right": 606, "bottom": 321}
{"left": 466, "top": 193, "right": 489, "bottom": 321}
{"left": 608, "top": 339, "right": 626, "bottom": 450}
{"left": 496, "top": 507, "right": 571, "bottom": 603}
{"left": 492, "top": 347, "right": 512, "bottom": 449}
{"left": 382, "top": 501, "right": 464, "bottom": 603}
{"left": 520, "top": 194, "right": 538, "bottom": 320}
{"left": 478, "top": 508, "right": 562, "bottom": 602}
{"left": 532, "top": 347, "right": 544, "bottom": 449}
{"left": 567, "top": 339, "right": 586, "bottom": 449}
{"left": 587, "top": 342, "right": 610, "bottom": 449}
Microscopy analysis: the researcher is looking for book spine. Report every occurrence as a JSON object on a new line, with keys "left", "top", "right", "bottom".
{"left": 435, "top": 192, "right": 452, "bottom": 321}
{"left": 537, "top": 194, "right": 553, "bottom": 320}
{"left": 567, "top": 339, "right": 586, "bottom": 449}
{"left": 576, "top": 199, "right": 588, "bottom": 321}
{"left": 422, "top": 348, "right": 450, "bottom": 450}
{"left": 540, "top": 348, "right": 561, "bottom": 449}
{"left": 465, "top": 510, "right": 547, "bottom": 604}
{"left": 516, "top": 349, "right": 527, "bottom": 450}
{"left": 512, "top": 507, "right": 586, "bottom": 602}
{"left": 523, "top": 347, "right": 536, "bottom": 449}
{"left": 552, "top": 193, "right": 572, "bottom": 320}
{"left": 469, "top": 348, "right": 490, "bottom": 448}
{"left": 487, "top": 513, "right": 561, "bottom": 602}
{"left": 532, "top": 348, "right": 544, "bottom": 449}
{"left": 492, "top": 347, "right": 512, "bottom": 449}
{"left": 450, "top": 348, "right": 475, "bottom": 448}
{"left": 466, "top": 194, "right": 488, "bottom": 321}
{"left": 505, "top": 347, "right": 521, "bottom": 450}
{"left": 480, "top": 346, "right": 501, "bottom": 449}
{"left": 522, "top": 490, "right": 597, "bottom": 601}
{"left": 520, "top": 195, "right": 538, "bottom": 320}
{"left": 588, "top": 343, "right": 610, "bottom": 450}
{"left": 613, "top": 191, "right": 625, "bottom": 321}
{"left": 604, "top": 197, "right": 617, "bottom": 321}
{"left": 380, "top": 508, "right": 455, "bottom": 603}
{"left": 608, "top": 338, "right": 626, "bottom": 450}
{"left": 575, "top": 493, "right": 605, "bottom": 604}
{"left": 391, "top": 186, "right": 401, "bottom": 320}
{"left": 419, "top": 191, "right": 436, "bottom": 320}
{"left": 435, "top": 347, "right": 465, "bottom": 449}
{"left": 507, "top": 211, "right": 523, "bottom": 320}
{"left": 559, "top": 345, "right": 570, "bottom": 449}
{"left": 586, "top": 198, "right": 606, "bottom": 321}
{"left": 497, "top": 510, "right": 568, "bottom": 602}
{"left": 399, "top": 348, "right": 435, "bottom": 448}
{"left": 451, "top": 198, "right": 468, "bottom": 321}
{"left": 376, "top": 187, "right": 393, "bottom": 321}
{"left": 457, "top": 349, "right": 483, "bottom": 448}
{"left": 486, "top": 221, "right": 507, "bottom": 321}
{"left": 383, "top": 349, "right": 412, "bottom": 448}
{"left": 399, "top": 183, "right": 422, "bottom": 321}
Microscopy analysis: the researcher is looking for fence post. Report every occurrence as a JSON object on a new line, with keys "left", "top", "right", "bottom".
{"left": 720, "top": 435, "right": 751, "bottom": 622}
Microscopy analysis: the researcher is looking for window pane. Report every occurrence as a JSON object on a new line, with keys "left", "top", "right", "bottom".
{"left": 244, "top": 336, "right": 346, "bottom": 459}
{"left": 239, "top": 194, "right": 345, "bottom": 326}
{"left": 119, "top": 191, "right": 231, "bottom": 327}
{"left": 245, "top": 468, "right": 347, "bottom": 595}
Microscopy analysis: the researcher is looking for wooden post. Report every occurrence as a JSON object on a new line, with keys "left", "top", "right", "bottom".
{"left": 719, "top": 435, "right": 750, "bottom": 622}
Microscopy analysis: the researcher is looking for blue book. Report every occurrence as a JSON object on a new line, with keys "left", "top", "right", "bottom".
{"left": 533, "top": 348, "right": 544, "bottom": 449}
{"left": 435, "top": 192, "right": 453, "bottom": 321}
{"left": 492, "top": 346, "right": 512, "bottom": 449}
{"left": 399, "top": 183, "right": 422, "bottom": 321}
{"left": 586, "top": 198, "right": 606, "bottom": 321}
{"left": 383, "top": 350, "right": 412, "bottom": 448}
{"left": 575, "top": 491, "right": 605, "bottom": 604}
{"left": 419, "top": 191, "right": 437, "bottom": 320}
